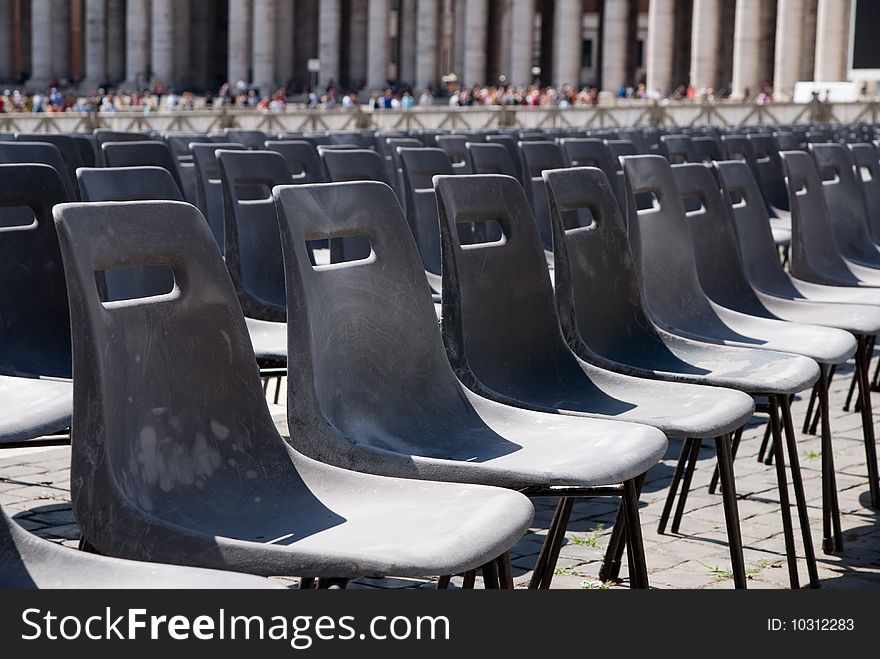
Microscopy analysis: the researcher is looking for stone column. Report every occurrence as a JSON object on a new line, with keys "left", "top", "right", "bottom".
{"left": 228, "top": 0, "right": 252, "bottom": 86}
{"left": 349, "top": 0, "right": 368, "bottom": 87}
{"left": 553, "top": 0, "right": 581, "bottom": 87}
{"left": 50, "top": 0, "right": 70, "bottom": 81}
{"left": 814, "top": 0, "right": 850, "bottom": 81}
{"left": 28, "top": 0, "right": 52, "bottom": 86}
{"left": 731, "top": 0, "right": 762, "bottom": 98}
{"left": 646, "top": 0, "right": 674, "bottom": 96}
{"left": 366, "top": 0, "right": 389, "bottom": 90}
{"left": 497, "top": 0, "right": 512, "bottom": 83}
{"left": 318, "top": 0, "right": 341, "bottom": 87}
{"left": 276, "top": 0, "right": 295, "bottom": 88}
{"left": 125, "top": 0, "right": 150, "bottom": 88}
{"left": 773, "top": 0, "right": 804, "bottom": 100}
{"left": 82, "top": 0, "right": 106, "bottom": 88}
{"left": 399, "top": 0, "right": 416, "bottom": 85}
{"left": 689, "top": 0, "right": 721, "bottom": 92}
{"left": 106, "top": 0, "right": 125, "bottom": 83}
{"left": 0, "top": 0, "right": 14, "bottom": 81}
{"left": 509, "top": 0, "right": 534, "bottom": 87}
{"left": 252, "top": 0, "right": 277, "bottom": 94}
{"left": 602, "top": 0, "right": 629, "bottom": 92}
{"left": 416, "top": 0, "right": 439, "bottom": 90}
{"left": 463, "top": 0, "right": 487, "bottom": 86}
{"left": 151, "top": 0, "right": 175, "bottom": 86}
{"left": 173, "top": 0, "right": 191, "bottom": 88}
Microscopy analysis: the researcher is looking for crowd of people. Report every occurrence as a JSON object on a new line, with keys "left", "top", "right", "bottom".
{"left": 0, "top": 76, "right": 841, "bottom": 114}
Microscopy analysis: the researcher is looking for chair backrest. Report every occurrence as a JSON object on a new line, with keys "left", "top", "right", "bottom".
{"left": 0, "top": 142, "right": 79, "bottom": 201}
{"left": 398, "top": 147, "right": 455, "bottom": 275}
{"left": 93, "top": 130, "right": 153, "bottom": 165}
{"left": 809, "top": 143, "right": 878, "bottom": 264}
{"left": 748, "top": 134, "right": 789, "bottom": 211}
{"left": 558, "top": 138, "right": 627, "bottom": 214}
{"left": 691, "top": 136, "right": 727, "bottom": 162}
{"left": 606, "top": 139, "right": 638, "bottom": 161}
{"left": 15, "top": 133, "right": 85, "bottom": 185}
{"left": 543, "top": 166, "right": 659, "bottom": 362}
{"left": 616, "top": 128, "right": 651, "bottom": 153}
{"left": 328, "top": 131, "right": 376, "bottom": 150}
{"left": 384, "top": 137, "right": 423, "bottom": 196}
{"left": 436, "top": 135, "right": 476, "bottom": 174}
{"left": 780, "top": 149, "right": 861, "bottom": 284}
{"left": 217, "top": 149, "right": 290, "bottom": 321}
{"left": 434, "top": 174, "right": 580, "bottom": 397}
{"left": 661, "top": 135, "right": 695, "bottom": 164}
{"left": 519, "top": 141, "right": 568, "bottom": 250}
{"left": 849, "top": 142, "right": 880, "bottom": 244}
{"left": 164, "top": 133, "right": 211, "bottom": 204}
{"left": 53, "top": 200, "right": 289, "bottom": 555}
{"left": 622, "top": 155, "right": 720, "bottom": 330}
{"left": 774, "top": 132, "right": 800, "bottom": 152}
{"left": 715, "top": 159, "right": 799, "bottom": 295}
{"left": 101, "top": 141, "right": 184, "bottom": 194}
{"left": 191, "top": 142, "right": 247, "bottom": 250}
{"left": 0, "top": 164, "right": 71, "bottom": 378}
{"left": 223, "top": 129, "right": 268, "bottom": 149}
{"left": 264, "top": 140, "right": 327, "bottom": 184}
{"left": 465, "top": 142, "right": 518, "bottom": 178}
{"left": 670, "top": 162, "right": 766, "bottom": 315}
{"left": 70, "top": 134, "right": 97, "bottom": 168}
{"left": 485, "top": 134, "right": 524, "bottom": 183}
{"left": 274, "top": 181, "right": 467, "bottom": 453}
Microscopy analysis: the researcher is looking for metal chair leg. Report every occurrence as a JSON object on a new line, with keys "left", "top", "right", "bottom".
{"left": 671, "top": 438, "right": 702, "bottom": 535}
{"left": 436, "top": 575, "right": 451, "bottom": 589}
{"left": 818, "top": 366, "right": 844, "bottom": 552}
{"left": 802, "top": 382, "right": 819, "bottom": 435}
{"left": 768, "top": 394, "right": 800, "bottom": 589}
{"left": 855, "top": 336, "right": 880, "bottom": 509}
{"left": 714, "top": 433, "right": 747, "bottom": 589}
{"left": 528, "top": 497, "right": 574, "bottom": 589}
{"left": 658, "top": 438, "right": 693, "bottom": 535}
{"left": 481, "top": 559, "right": 500, "bottom": 589}
{"left": 778, "top": 395, "right": 820, "bottom": 588}
{"left": 621, "top": 479, "right": 649, "bottom": 589}
{"left": 809, "top": 365, "right": 835, "bottom": 435}
{"left": 600, "top": 473, "right": 645, "bottom": 582}
{"left": 461, "top": 570, "right": 477, "bottom": 589}
{"left": 497, "top": 552, "right": 514, "bottom": 589}
{"left": 299, "top": 577, "right": 316, "bottom": 589}
{"left": 709, "top": 425, "right": 743, "bottom": 495}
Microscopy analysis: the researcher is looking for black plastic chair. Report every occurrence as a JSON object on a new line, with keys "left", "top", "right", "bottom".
{"left": 0, "top": 505, "right": 285, "bottom": 589}
{"left": 849, "top": 142, "right": 880, "bottom": 245}
{"left": 191, "top": 142, "right": 247, "bottom": 250}
{"left": 397, "top": 147, "right": 456, "bottom": 293}
{"left": 70, "top": 133, "right": 97, "bottom": 168}
{"left": 164, "top": 133, "right": 211, "bottom": 205}
{"left": 224, "top": 129, "right": 268, "bottom": 149}
{"left": 217, "top": 150, "right": 290, "bottom": 321}
{"left": 78, "top": 165, "right": 183, "bottom": 203}
{"left": 543, "top": 165, "right": 821, "bottom": 588}
{"left": 274, "top": 180, "right": 668, "bottom": 588}
{"left": 383, "top": 137, "right": 422, "bottom": 198}
{"left": 558, "top": 138, "right": 627, "bottom": 214}
{"left": 434, "top": 173, "right": 756, "bottom": 585}
{"left": 54, "top": 199, "right": 533, "bottom": 582}
{"left": 692, "top": 136, "right": 727, "bottom": 162}
{"left": 660, "top": 135, "right": 695, "bottom": 164}
{"left": 465, "top": 142, "right": 519, "bottom": 179}
{"left": 264, "top": 140, "right": 327, "bottom": 184}
{"left": 0, "top": 142, "right": 79, "bottom": 201}
{"left": 0, "top": 164, "right": 73, "bottom": 444}
{"left": 15, "top": 133, "right": 85, "bottom": 186}
{"left": 100, "top": 140, "right": 184, "bottom": 195}
{"left": 519, "top": 140, "right": 567, "bottom": 254}
{"left": 486, "top": 134, "right": 525, "bottom": 184}
{"left": 748, "top": 134, "right": 790, "bottom": 215}
{"left": 93, "top": 130, "right": 153, "bottom": 165}
{"left": 437, "top": 135, "right": 478, "bottom": 174}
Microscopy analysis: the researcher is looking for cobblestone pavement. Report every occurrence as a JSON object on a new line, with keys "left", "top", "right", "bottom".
{"left": 3, "top": 363, "right": 880, "bottom": 589}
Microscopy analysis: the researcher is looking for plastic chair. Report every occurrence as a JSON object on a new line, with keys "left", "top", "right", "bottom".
{"left": 465, "top": 142, "right": 519, "bottom": 180}
{"left": 264, "top": 140, "right": 326, "bottom": 184}
{"left": 519, "top": 140, "right": 567, "bottom": 254}
{"left": 0, "top": 164, "right": 73, "bottom": 444}
{"left": 692, "top": 136, "right": 727, "bottom": 162}
{"left": 0, "top": 142, "right": 79, "bottom": 201}
{"left": 93, "top": 129, "right": 153, "bottom": 165}
{"left": 191, "top": 142, "right": 247, "bottom": 250}
{"left": 217, "top": 150, "right": 291, "bottom": 322}
{"left": 437, "top": 135, "right": 478, "bottom": 174}
{"left": 434, "top": 173, "right": 757, "bottom": 585}
{"left": 224, "top": 129, "right": 268, "bottom": 149}
{"left": 383, "top": 137, "right": 422, "bottom": 198}
{"left": 397, "top": 147, "right": 456, "bottom": 293}
{"left": 164, "top": 133, "right": 212, "bottom": 205}
{"left": 849, "top": 142, "right": 880, "bottom": 245}
{"left": 0, "top": 505, "right": 285, "bottom": 589}
{"left": 53, "top": 199, "right": 533, "bottom": 582}
{"left": 809, "top": 143, "right": 880, "bottom": 269}
{"left": 101, "top": 140, "right": 184, "bottom": 195}
{"left": 543, "top": 165, "right": 821, "bottom": 588}
{"left": 486, "top": 134, "right": 525, "bottom": 184}
{"left": 558, "top": 138, "right": 628, "bottom": 214}
{"left": 15, "top": 132, "right": 85, "bottom": 186}
{"left": 676, "top": 160, "right": 880, "bottom": 545}
{"left": 748, "top": 134, "right": 791, "bottom": 215}
{"left": 660, "top": 135, "right": 695, "bottom": 164}
{"left": 274, "top": 180, "right": 668, "bottom": 588}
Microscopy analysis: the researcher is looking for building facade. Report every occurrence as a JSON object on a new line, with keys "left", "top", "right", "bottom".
{"left": 0, "top": 0, "right": 854, "bottom": 99}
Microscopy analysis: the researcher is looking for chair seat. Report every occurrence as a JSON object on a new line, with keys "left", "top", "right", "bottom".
{"left": 102, "top": 448, "right": 534, "bottom": 579}
{"left": 245, "top": 317, "right": 287, "bottom": 364}
{"left": 782, "top": 277, "right": 880, "bottom": 305}
{"left": 1, "top": 509, "right": 284, "bottom": 589}
{"left": 0, "top": 375, "right": 71, "bottom": 443}
{"left": 297, "top": 386, "right": 667, "bottom": 490}
{"left": 594, "top": 326, "right": 820, "bottom": 396}
{"left": 770, "top": 224, "right": 791, "bottom": 247}
{"left": 755, "top": 291, "right": 880, "bottom": 336}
